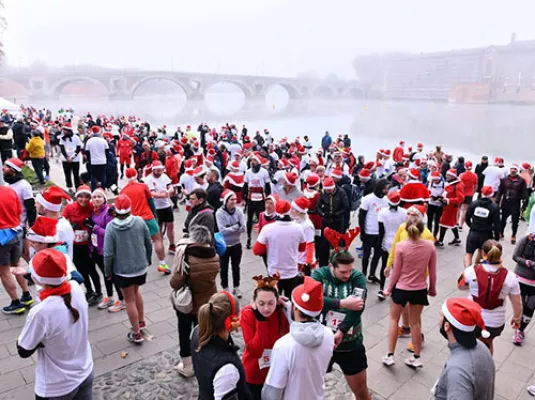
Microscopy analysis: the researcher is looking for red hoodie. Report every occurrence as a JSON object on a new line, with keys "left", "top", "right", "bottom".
{"left": 62, "top": 202, "right": 92, "bottom": 245}
{"left": 240, "top": 305, "right": 290, "bottom": 385}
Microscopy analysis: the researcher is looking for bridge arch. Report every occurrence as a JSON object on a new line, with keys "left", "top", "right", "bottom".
{"left": 311, "top": 85, "right": 336, "bottom": 98}
{"left": 50, "top": 77, "right": 109, "bottom": 98}
{"left": 130, "top": 76, "right": 191, "bottom": 99}
{"left": 204, "top": 80, "right": 254, "bottom": 99}
{"left": 276, "top": 82, "right": 300, "bottom": 99}
{"left": 0, "top": 78, "right": 30, "bottom": 102}
{"left": 203, "top": 81, "right": 251, "bottom": 116}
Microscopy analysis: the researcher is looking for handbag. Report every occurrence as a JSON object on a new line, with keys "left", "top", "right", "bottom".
{"left": 214, "top": 232, "right": 227, "bottom": 257}
{"left": 169, "top": 260, "right": 193, "bottom": 314}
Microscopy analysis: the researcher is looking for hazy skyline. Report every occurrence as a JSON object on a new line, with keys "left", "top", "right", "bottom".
{"left": 4, "top": 0, "right": 535, "bottom": 78}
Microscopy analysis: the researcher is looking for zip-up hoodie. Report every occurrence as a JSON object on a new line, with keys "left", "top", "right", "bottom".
{"left": 215, "top": 205, "right": 246, "bottom": 246}
{"left": 103, "top": 215, "right": 152, "bottom": 278}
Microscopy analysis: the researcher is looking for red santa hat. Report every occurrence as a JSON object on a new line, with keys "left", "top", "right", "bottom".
{"left": 330, "top": 167, "right": 343, "bottom": 180}
{"left": 283, "top": 172, "right": 298, "bottom": 186}
{"left": 442, "top": 297, "right": 490, "bottom": 340}
{"left": 225, "top": 172, "right": 245, "bottom": 187}
{"left": 275, "top": 199, "right": 292, "bottom": 216}
{"left": 180, "top": 136, "right": 188, "bottom": 145}
{"left": 481, "top": 186, "right": 494, "bottom": 198}
{"left": 417, "top": 142, "right": 424, "bottom": 150}
{"left": 494, "top": 157, "right": 503, "bottom": 166}
{"left": 221, "top": 189, "right": 235, "bottom": 205}
{"left": 183, "top": 159, "right": 194, "bottom": 171}
{"left": 26, "top": 216, "right": 59, "bottom": 244}
{"left": 92, "top": 187, "right": 108, "bottom": 202}
{"left": 408, "top": 168, "right": 420, "bottom": 180}
{"left": 364, "top": 161, "right": 375, "bottom": 171}
{"left": 399, "top": 140, "right": 405, "bottom": 146}
{"left": 37, "top": 186, "right": 72, "bottom": 212}
{"left": 323, "top": 177, "right": 336, "bottom": 190}
{"left": 114, "top": 194, "right": 132, "bottom": 215}
{"left": 291, "top": 197, "right": 310, "bottom": 214}
{"left": 229, "top": 160, "right": 241, "bottom": 171}
{"left": 5, "top": 158, "right": 23, "bottom": 172}
{"left": 446, "top": 169, "right": 457, "bottom": 178}
{"left": 306, "top": 173, "right": 321, "bottom": 188}
{"left": 465, "top": 161, "right": 473, "bottom": 170}
{"left": 522, "top": 162, "right": 532, "bottom": 171}
{"left": 205, "top": 156, "right": 214, "bottom": 165}
{"left": 30, "top": 248, "right": 68, "bottom": 286}
{"left": 152, "top": 160, "right": 165, "bottom": 170}
{"left": 289, "top": 156, "right": 300, "bottom": 168}
{"left": 291, "top": 276, "right": 324, "bottom": 317}
{"left": 125, "top": 168, "right": 138, "bottom": 181}
{"left": 266, "top": 193, "right": 279, "bottom": 205}
{"left": 430, "top": 170, "right": 441, "bottom": 180}
{"left": 194, "top": 166, "right": 206, "bottom": 177}
{"left": 250, "top": 152, "right": 261, "bottom": 164}
{"left": 510, "top": 164, "right": 520, "bottom": 171}
{"left": 278, "top": 158, "right": 290, "bottom": 169}
{"left": 359, "top": 168, "right": 371, "bottom": 181}
{"left": 407, "top": 204, "right": 427, "bottom": 219}
{"left": 308, "top": 157, "right": 319, "bottom": 166}
{"left": 387, "top": 191, "right": 401, "bottom": 206}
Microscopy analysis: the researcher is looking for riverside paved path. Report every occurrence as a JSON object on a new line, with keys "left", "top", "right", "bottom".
{"left": 1, "top": 161, "right": 535, "bottom": 399}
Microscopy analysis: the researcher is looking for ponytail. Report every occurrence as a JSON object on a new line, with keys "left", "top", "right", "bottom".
{"left": 406, "top": 220, "right": 424, "bottom": 240}
{"left": 482, "top": 240, "right": 502, "bottom": 264}
{"left": 196, "top": 292, "right": 237, "bottom": 351}
{"left": 61, "top": 292, "right": 80, "bottom": 323}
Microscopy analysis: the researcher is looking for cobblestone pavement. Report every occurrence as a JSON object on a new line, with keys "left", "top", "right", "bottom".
{"left": 1, "top": 162, "right": 535, "bottom": 399}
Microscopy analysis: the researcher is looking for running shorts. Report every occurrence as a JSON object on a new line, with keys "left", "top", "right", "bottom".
{"left": 113, "top": 273, "right": 147, "bottom": 289}
{"left": 156, "top": 207, "right": 174, "bottom": 224}
{"left": 144, "top": 218, "right": 160, "bottom": 237}
{"left": 485, "top": 324, "right": 505, "bottom": 339}
{"left": 392, "top": 288, "right": 429, "bottom": 307}
{"left": 466, "top": 231, "right": 491, "bottom": 254}
{"left": 327, "top": 343, "right": 368, "bottom": 376}
{"left": 0, "top": 232, "right": 23, "bottom": 266}
{"left": 463, "top": 196, "right": 473, "bottom": 205}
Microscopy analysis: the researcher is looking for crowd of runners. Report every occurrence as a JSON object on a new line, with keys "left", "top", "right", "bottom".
{"left": 1, "top": 106, "right": 535, "bottom": 399}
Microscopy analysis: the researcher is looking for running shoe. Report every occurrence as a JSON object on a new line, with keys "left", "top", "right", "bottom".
{"left": 528, "top": 385, "right": 535, "bottom": 396}
{"left": 246, "top": 239, "right": 251, "bottom": 250}
{"left": 157, "top": 263, "right": 171, "bottom": 274}
{"left": 139, "top": 320, "right": 146, "bottom": 329}
{"left": 405, "top": 355, "right": 423, "bottom": 368}
{"left": 20, "top": 293, "right": 34, "bottom": 307}
{"left": 513, "top": 329, "right": 525, "bottom": 346}
{"left": 367, "top": 276, "right": 380, "bottom": 284}
{"left": 233, "top": 287, "right": 243, "bottom": 299}
{"left": 448, "top": 239, "right": 461, "bottom": 246}
{"left": 127, "top": 330, "right": 144, "bottom": 344}
{"left": 2, "top": 301, "right": 26, "bottom": 315}
{"left": 435, "top": 241, "right": 445, "bottom": 248}
{"left": 97, "top": 297, "right": 114, "bottom": 310}
{"left": 168, "top": 244, "right": 176, "bottom": 255}
{"left": 108, "top": 300, "right": 126, "bottom": 313}
{"left": 511, "top": 236, "right": 517, "bottom": 245}
{"left": 88, "top": 293, "right": 102, "bottom": 307}
{"left": 397, "top": 326, "right": 411, "bottom": 338}
{"left": 382, "top": 354, "right": 395, "bottom": 366}
{"left": 377, "top": 290, "right": 386, "bottom": 300}
{"left": 407, "top": 334, "right": 425, "bottom": 353}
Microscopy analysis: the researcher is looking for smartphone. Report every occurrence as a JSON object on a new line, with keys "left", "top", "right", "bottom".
{"left": 352, "top": 287, "right": 367, "bottom": 302}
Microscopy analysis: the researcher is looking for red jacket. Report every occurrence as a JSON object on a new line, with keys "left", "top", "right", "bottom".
{"left": 459, "top": 171, "right": 478, "bottom": 197}
{"left": 0, "top": 186, "right": 22, "bottom": 229}
{"left": 440, "top": 180, "right": 465, "bottom": 228}
{"left": 62, "top": 202, "right": 92, "bottom": 245}
{"left": 240, "top": 305, "right": 290, "bottom": 385}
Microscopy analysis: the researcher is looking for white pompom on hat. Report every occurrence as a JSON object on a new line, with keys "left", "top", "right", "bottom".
{"left": 442, "top": 297, "right": 490, "bottom": 339}
{"left": 291, "top": 276, "right": 324, "bottom": 317}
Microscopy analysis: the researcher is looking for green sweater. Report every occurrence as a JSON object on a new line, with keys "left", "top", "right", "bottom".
{"left": 312, "top": 266, "right": 366, "bottom": 352}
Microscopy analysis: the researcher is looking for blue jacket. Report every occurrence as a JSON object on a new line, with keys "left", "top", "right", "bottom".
{"left": 321, "top": 135, "right": 332, "bottom": 150}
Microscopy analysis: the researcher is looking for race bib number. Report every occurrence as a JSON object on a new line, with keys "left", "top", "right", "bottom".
{"left": 91, "top": 233, "right": 98, "bottom": 247}
{"left": 258, "top": 349, "right": 272, "bottom": 369}
{"left": 74, "top": 230, "right": 89, "bottom": 243}
{"left": 251, "top": 193, "right": 263, "bottom": 201}
{"left": 325, "top": 310, "right": 353, "bottom": 334}
{"left": 474, "top": 207, "right": 490, "bottom": 218}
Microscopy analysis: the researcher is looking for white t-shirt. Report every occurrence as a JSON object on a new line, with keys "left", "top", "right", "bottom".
{"left": 193, "top": 181, "right": 209, "bottom": 191}
{"left": 57, "top": 217, "right": 74, "bottom": 260}
{"left": 144, "top": 173, "right": 172, "bottom": 210}
{"left": 179, "top": 173, "right": 196, "bottom": 194}
{"left": 84, "top": 136, "right": 109, "bottom": 165}
{"left": 359, "top": 193, "right": 388, "bottom": 235}
{"left": 273, "top": 170, "right": 286, "bottom": 196}
{"left": 228, "top": 143, "right": 242, "bottom": 159}
{"left": 377, "top": 207, "right": 407, "bottom": 250}
{"left": 257, "top": 221, "right": 306, "bottom": 279}
{"left": 59, "top": 135, "right": 83, "bottom": 162}
{"left": 18, "top": 281, "right": 93, "bottom": 398}
{"left": 9, "top": 179, "right": 33, "bottom": 227}
{"left": 244, "top": 168, "right": 271, "bottom": 200}
{"left": 296, "top": 217, "right": 315, "bottom": 264}
{"left": 463, "top": 264, "right": 520, "bottom": 327}
{"left": 213, "top": 364, "right": 240, "bottom": 400}
{"left": 483, "top": 166, "right": 507, "bottom": 192}
{"left": 264, "top": 325, "right": 334, "bottom": 400}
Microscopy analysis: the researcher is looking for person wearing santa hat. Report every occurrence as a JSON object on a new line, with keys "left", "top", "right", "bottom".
{"left": 482, "top": 156, "right": 507, "bottom": 194}
{"left": 193, "top": 166, "right": 209, "bottom": 191}
{"left": 179, "top": 159, "right": 197, "bottom": 211}
{"left": 104, "top": 194, "right": 153, "bottom": 344}
{"left": 63, "top": 185, "right": 103, "bottom": 306}
{"left": 400, "top": 168, "right": 430, "bottom": 209}
{"left": 433, "top": 298, "right": 495, "bottom": 400}
{"left": 253, "top": 200, "right": 306, "bottom": 297}
{"left": 393, "top": 141, "right": 405, "bottom": 164}
{"left": 84, "top": 127, "right": 109, "bottom": 191}
{"left": 223, "top": 160, "right": 245, "bottom": 205}
{"left": 316, "top": 177, "right": 349, "bottom": 267}
{"left": 290, "top": 197, "right": 316, "bottom": 275}
{"left": 458, "top": 240, "right": 522, "bottom": 355}
{"left": 243, "top": 154, "right": 271, "bottom": 249}
{"left": 144, "top": 161, "right": 177, "bottom": 255}
{"left": 117, "top": 130, "right": 136, "bottom": 179}
{"left": 304, "top": 174, "right": 322, "bottom": 253}
{"left": 216, "top": 190, "right": 246, "bottom": 298}
{"left": 262, "top": 277, "right": 334, "bottom": 400}
{"left": 17, "top": 249, "right": 94, "bottom": 400}
{"left": 357, "top": 167, "right": 377, "bottom": 197}
{"left": 458, "top": 161, "right": 479, "bottom": 231}
{"left": 436, "top": 169, "right": 465, "bottom": 248}
{"left": 58, "top": 123, "right": 83, "bottom": 193}
{"left": 427, "top": 170, "right": 445, "bottom": 238}
{"left": 464, "top": 186, "right": 500, "bottom": 267}
{"left": 278, "top": 171, "right": 302, "bottom": 204}
{"left": 326, "top": 150, "right": 349, "bottom": 178}
{"left": 121, "top": 168, "right": 171, "bottom": 274}
{"left": 497, "top": 164, "right": 528, "bottom": 244}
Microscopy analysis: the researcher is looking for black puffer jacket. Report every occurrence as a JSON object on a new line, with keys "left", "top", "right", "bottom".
{"left": 0, "top": 126, "right": 13, "bottom": 152}
{"left": 316, "top": 186, "right": 349, "bottom": 227}
{"left": 513, "top": 234, "right": 535, "bottom": 283}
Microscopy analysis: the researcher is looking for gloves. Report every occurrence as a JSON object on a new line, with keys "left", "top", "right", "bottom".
{"left": 83, "top": 218, "right": 95, "bottom": 230}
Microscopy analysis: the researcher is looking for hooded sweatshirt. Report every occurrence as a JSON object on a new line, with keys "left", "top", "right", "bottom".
{"left": 262, "top": 321, "right": 334, "bottom": 400}
{"left": 103, "top": 215, "right": 152, "bottom": 278}
{"left": 215, "top": 205, "right": 246, "bottom": 246}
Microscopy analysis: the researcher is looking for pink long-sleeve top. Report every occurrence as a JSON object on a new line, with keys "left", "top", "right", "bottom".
{"left": 388, "top": 239, "right": 437, "bottom": 293}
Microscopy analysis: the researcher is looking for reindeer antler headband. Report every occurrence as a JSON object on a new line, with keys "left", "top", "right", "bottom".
{"left": 324, "top": 227, "right": 360, "bottom": 262}
{"left": 252, "top": 273, "right": 281, "bottom": 289}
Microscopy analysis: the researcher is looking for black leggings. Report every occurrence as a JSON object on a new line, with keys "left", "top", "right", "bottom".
{"left": 247, "top": 383, "right": 263, "bottom": 400}
{"left": 501, "top": 199, "right": 521, "bottom": 237}
{"left": 73, "top": 245, "right": 101, "bottom": 295}
{"left": 438, "top": 226, "right": 459, "bottom": 242}
{"left": 379, "top": 250, "right": 389, "bottom": 290}
{"left": 427, "top": 204, "right": 443, "bottom": 237}
{"left": 176, "top": 310, "right": 198, "bottom": 358}
{"left": 220, "top": 243, "right": 242, "bottom": 288}
{"left": 277, "top": 275, "right": 301, "bottom": 298}
{"left": 62, "top": 161, "right": 80, "bottom": 189}
{"left": 520, "top": 282, "right": 535, "bottom": 332}
{"left": 246, "top": 201, "right": 265, "bottom": 240}
{"left": 92, "top": 253, "right": 123, "bottom": 300}
{"left": 362, "top": 234, "right": 382, "bottom": 277}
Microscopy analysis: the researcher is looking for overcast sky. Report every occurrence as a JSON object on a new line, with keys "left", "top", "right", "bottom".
{"left": 3, "top": 0, "right": 535, "bottom": 78}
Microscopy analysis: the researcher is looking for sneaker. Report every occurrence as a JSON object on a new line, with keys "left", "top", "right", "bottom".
{"left": 20, "top": 293, "right": 34, "bottom": 307}
{"left": 174, "top": 356, "right": 194, "bottom": 378}
{"left": 246, "top": 239, "right": 251, "bottom": 250}
{"left": 157, "top": 263, "right": 171, "bottom": 274}
{"left": 367, "top": 276, "right": 376, "bottom": 284}
{"left": 448, "top": 239, "right": 461, "bottom": 246}
{"left": 97, "top": 297, "right": 114, "bottom": 310}
{"left": 377, "top": 290, "right": 386, "bottom": 300}
{"left": 382, "top": 354, "right": 395, "bottom": 366}
{"left": 233, "top": 287, "right": 243, "bottom": 299}
{"left": 527, "top": 385, "right": 535, "bottom": 396}
{"left": 407, "top": 335, "right": 425, "bottom": 352}
{"left": 139, "top": 320, "right": 146, "bottom": 329}
{"left": 405, "top": 355, "right": 423, "bottom": 368}
{"left": 435, "top": 241, "right": 445, "bottom": 248}
{"left": 127, "top": 330, "right": 144, "bottom": 344}
{"left": 511, "top": 236, "right": 517, "bottom": 245}
{"left": 513, "top": 329, "right": 525, "bottom": 346}
{"left": 168, "top": 245, "right": 176, "bottom": 255}
{"left": 397, "top": 326, "right": 411, "bottom": 338}
{"left": 2, "top": 301, "right": 26, "bottom": 315}
{"left": 108, "top": 300, "right": 126, "bottom": 313}
{"left": 87, "top": 293, "right": 102, "bottom": 307}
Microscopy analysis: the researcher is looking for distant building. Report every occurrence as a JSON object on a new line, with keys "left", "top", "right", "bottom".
{"left": 354, "top": 37, "right": 535, "bottom": 103}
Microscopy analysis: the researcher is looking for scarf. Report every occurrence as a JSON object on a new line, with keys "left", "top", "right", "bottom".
{"left": 39, "top": 280, "right": 71, "bottom": 302}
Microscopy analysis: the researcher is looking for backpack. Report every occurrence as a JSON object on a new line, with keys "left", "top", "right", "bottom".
{"left": 342, "top": 183, "right": 361, "bottom": 211}
{"left": 472, "top": 264, "right": 508, "bottom": 310}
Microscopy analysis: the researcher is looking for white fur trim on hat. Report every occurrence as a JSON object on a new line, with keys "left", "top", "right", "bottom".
{"left": 26, "top": 230, "right": 59, "bottom": 244}
{"left": 75, "top": 188, "right": 92, "bottom": 197}
{"left": 441, "top": 302, "right": 475, "bottom": 332}
{"left": 5, "top": 159, "right": 22, "bottom": 171}
{"left": 36, "top": 194, "right": 62, "bottom": 213}
{"left": 291, "top": 200, "right": 307, "bottom": 214}
{"left": 29, "top": 261, "right": 66, "bottom": 286}
{"left": 291, "top": 294, "right": 321, "bottom": 317}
